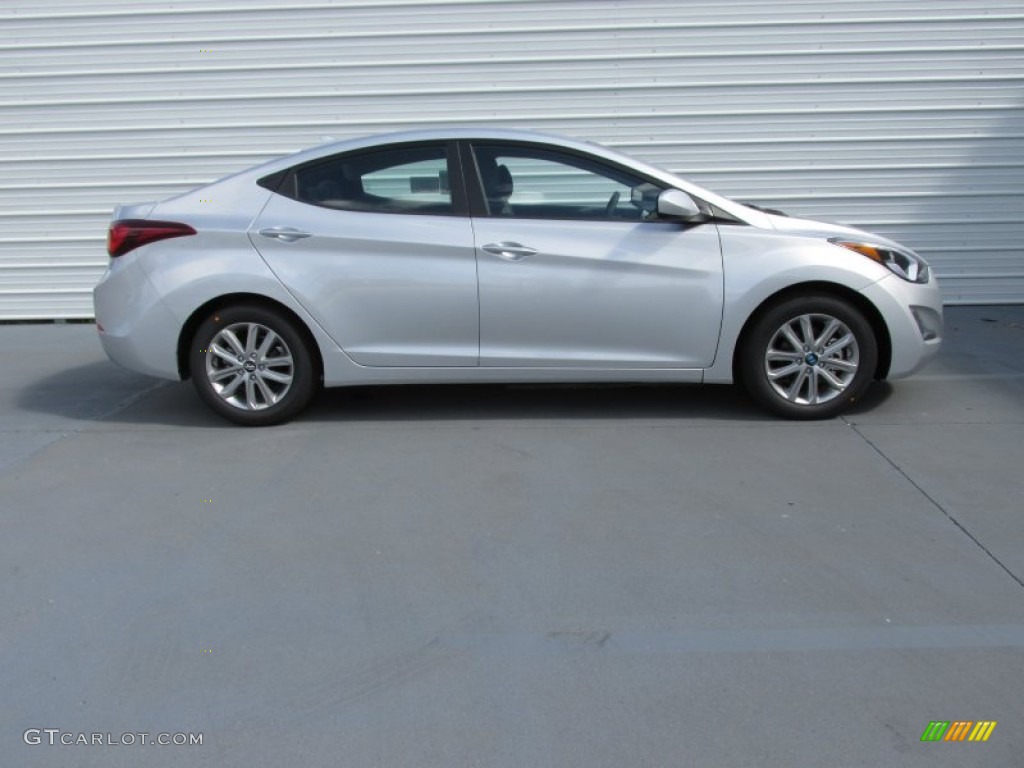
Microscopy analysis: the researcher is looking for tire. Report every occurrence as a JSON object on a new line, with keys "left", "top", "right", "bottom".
{"left": 189, "top": 304, "right": 317, "bottom": 426}
{"left": 741, "top": 294, "right": 878, "bottom": 420}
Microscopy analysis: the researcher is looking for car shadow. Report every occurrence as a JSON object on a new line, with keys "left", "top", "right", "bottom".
{"left": 844, "top": 380, "right": 894, "bottom": 416}
{"left": 304, "top": 381, "right": 773, "bottom": 424}
{"left": 15, "top": 360, "right": 221, "bottom": 428}
{"left": 17, "top": 360, "right": 777, "bottom": 426}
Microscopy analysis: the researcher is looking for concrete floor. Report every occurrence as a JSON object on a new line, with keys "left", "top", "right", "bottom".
{"left": 1, "top": 305, "right": 1022, "bottom": 767}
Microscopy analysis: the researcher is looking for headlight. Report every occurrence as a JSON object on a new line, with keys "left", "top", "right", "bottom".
{"left": 829, "top": 238, "right": 930, "bottom": 284}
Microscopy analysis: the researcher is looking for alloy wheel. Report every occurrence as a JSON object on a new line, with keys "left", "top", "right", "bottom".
{"left": 763, "top": 312, "right": 860, "bottom": 406}
{"left": 204, "top": 322, "right": 294, "bottom": 411}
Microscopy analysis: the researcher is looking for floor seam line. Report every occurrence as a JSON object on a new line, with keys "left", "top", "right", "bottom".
{"left": 843, "top": 418, "right": 1024, "bottom": 591}
{"left": 0, "top": 381, "right": 169, "bottom": 474}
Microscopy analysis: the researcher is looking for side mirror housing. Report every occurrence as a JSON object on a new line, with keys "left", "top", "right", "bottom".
{"left": 657, "top": 189, "right": 704, "bottom": 221}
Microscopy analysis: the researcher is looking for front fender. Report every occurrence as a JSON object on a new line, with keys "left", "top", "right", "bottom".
{"left": 704, "top": 226, "right": 888, "bottom": 383}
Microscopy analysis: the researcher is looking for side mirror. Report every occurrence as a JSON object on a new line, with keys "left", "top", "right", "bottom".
{"left": 657, "top": 189, "right": 704, "bottom": 220}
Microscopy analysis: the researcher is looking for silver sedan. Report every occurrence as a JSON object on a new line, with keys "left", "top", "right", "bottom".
{"left": 94, "top": 129, "right": 943, "bottom": 425}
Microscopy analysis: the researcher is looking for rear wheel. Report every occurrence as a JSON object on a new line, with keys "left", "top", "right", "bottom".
{"left": 189, "top": 305, "right": 317, "bottom": 426}
{"left": 741, "top": 295, "right": 877, "bottom": 419}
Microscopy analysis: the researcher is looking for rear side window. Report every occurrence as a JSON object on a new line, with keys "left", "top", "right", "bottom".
{"left": 287, "top": 144, "right": 453, "bottom": 215}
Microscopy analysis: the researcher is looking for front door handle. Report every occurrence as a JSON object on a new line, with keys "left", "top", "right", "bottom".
{"left": 258, "top": 227, "right": 312, "bottom": 243}
{"left": 481, "top": 242, "right": 538, "bottom": 261}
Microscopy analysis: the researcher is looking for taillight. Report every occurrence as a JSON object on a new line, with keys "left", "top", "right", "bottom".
{"left": 107, "top": 219, "right": 196, "bottom": 257}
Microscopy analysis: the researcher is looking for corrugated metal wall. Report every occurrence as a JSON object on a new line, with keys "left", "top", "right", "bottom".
{"left": 1, "top": 0, "right": 1022, "bottom": 318}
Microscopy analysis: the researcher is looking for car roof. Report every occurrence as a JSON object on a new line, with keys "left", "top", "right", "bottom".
{"left": 272, "top": 127, "right": 625, "bottom": 168}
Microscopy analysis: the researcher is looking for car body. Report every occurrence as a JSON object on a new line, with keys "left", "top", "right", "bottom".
{"left": 94, "top": 128, "right": 943, "bottom": 425}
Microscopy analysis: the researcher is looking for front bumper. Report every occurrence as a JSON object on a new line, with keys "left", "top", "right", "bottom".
{"left": 859, "top": 272, "right": 943, "bottom": 379}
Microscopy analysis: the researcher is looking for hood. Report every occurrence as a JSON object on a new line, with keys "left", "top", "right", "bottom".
{"left": 761, "top": 212, "right": 907, "bottom": 250}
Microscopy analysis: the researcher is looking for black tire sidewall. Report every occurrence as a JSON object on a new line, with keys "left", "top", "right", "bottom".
{"left": 742, "top": 295, "right": 878, "bottom": 420}
{"left": 189, "top": 305, "right": 316, "bottom": 426}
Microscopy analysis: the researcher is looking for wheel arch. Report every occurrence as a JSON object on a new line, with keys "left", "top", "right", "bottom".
{"left": 731, "top": 281, "right": 892, "bottom": 385}
{"left": 177, "top": 293, "right": 324, "bottom": 381}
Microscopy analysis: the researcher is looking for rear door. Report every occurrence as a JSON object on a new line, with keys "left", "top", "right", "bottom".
{"left": 249, "top": 141, "right": 479, "bottom": 367}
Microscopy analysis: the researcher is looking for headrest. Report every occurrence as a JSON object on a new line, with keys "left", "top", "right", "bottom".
{"left": 493, "top": 164, "right": 513, "bottom": 197}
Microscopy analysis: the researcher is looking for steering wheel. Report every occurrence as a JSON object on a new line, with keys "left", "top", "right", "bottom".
{"left": 605, "top": 191, "right": 621, "bottom": 218}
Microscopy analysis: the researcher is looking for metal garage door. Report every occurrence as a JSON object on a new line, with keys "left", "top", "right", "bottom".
{"left": 1, "top": 0, "right": 1021, "bottom": 318}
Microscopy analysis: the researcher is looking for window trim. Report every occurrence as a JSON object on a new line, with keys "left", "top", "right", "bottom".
{"left": 262, "top": 140, "right": 470, "bottom": 217}
{"left": 460, "top": 139, "right": 670, "bottom": 222}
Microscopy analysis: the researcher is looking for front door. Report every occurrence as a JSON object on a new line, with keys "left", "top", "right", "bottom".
{"left": 467, "top": 142, "right": 724, "bottom": 368}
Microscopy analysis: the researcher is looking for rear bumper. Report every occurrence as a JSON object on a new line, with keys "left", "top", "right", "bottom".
{"left": 93, "top": 258, "right": 181, "bottom": 380}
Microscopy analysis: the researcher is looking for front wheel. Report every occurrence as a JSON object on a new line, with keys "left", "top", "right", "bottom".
{"left": 741, "top": 295, "right": 878, "bottom": 419}
{"left": 189, "top": 305, "right": 317, "bottom": 426}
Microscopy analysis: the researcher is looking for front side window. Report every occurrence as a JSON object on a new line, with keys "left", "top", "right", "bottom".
{"left": 290, "top": 144, "right": 453, "bottom": 215}
{"left": 471, "top": 144, "right": 662, "bottom": 221}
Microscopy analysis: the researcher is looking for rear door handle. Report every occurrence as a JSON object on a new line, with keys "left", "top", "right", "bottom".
{"left": 258, "top": 227, "right": 312, "bottom": 243}
{"left": 481, "top": 242, "right": 538, "bottom": 261}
